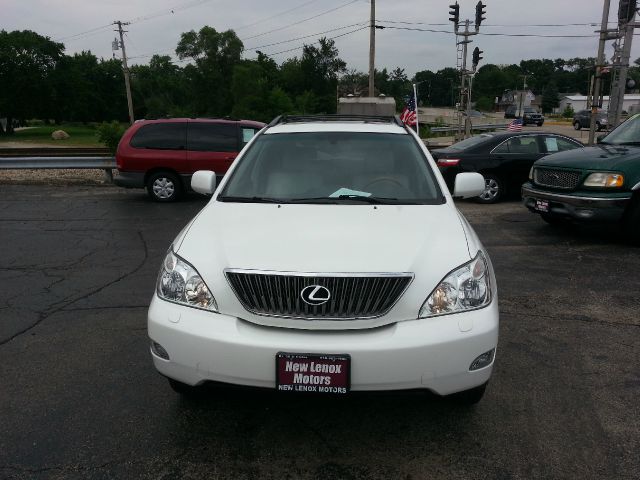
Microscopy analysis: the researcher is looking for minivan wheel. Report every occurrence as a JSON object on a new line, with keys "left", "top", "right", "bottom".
{"left": 596, "top": 122, "right": 602, "bottom": 131}
{"left": 574, "top": 121, "right": 581, "bottom": 130}
{"left": 449, "top": 383, "right": 487, "bottom": 405}
{"left": 147, "top": 172, "right": 182, "bottom": 202}
{"left": 476, "top": 174, "right": 504, "bottom": 204}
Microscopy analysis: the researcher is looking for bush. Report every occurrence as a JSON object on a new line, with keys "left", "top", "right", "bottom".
{"left": 97, "top": 121, "right": 126, "bottom": 154}
{"left": 562, "top": 104, "right": 575, "bottom": 118}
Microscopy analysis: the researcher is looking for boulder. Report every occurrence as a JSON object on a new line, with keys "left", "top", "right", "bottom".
{"left": 51, "top": 130, "right": 70, "bottom": 140}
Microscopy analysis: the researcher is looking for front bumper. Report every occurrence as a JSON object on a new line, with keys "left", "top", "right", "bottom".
{"left": 522, "top": 183, "right": 631, "bottom": 222}
{"left": 147, "top": 295, "right": 499, "bottom": 396}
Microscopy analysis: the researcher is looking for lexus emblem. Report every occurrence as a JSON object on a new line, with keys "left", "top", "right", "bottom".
{"left": 300, "top": 285, "right": 331, "bottom": 306}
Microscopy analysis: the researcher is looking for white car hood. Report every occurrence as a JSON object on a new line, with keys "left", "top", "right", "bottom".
{"left": 176, "top": 202, "right": 473, "bottom": 329}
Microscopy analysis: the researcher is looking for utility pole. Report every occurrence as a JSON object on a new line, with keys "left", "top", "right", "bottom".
{"left": 589, "top": 0, "right": 612, "bottom": 145}
{"left": 368, "top": 0, "right": 375, "bottom": 97}
{"left": 449, "top": 2, "right": 485, "bottom": 140}
{"left": 461, "top": 20, "right": 472, "bottom": 138}
{"left": 608, "top": 0, "right": 637, "bottom": 129}
{"left": 114, "top": 21, "right": 135, "bottom": 125}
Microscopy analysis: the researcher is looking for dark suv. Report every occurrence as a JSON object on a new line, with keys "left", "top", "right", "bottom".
{"left": 522, "top": 107, "right": 544, "bottom": 126}
{"left": 573, "top": 109, "right": 608, "bottom": 131}
{"left": 522, "top": 113, "right": 640, "bottom": 242}
{"left": 114, "top": 118, "right": 265, "bottom": 201}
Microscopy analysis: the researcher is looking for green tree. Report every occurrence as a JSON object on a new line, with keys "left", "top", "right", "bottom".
{"left": 0, "top": 30, "right": 64, "bottom": 133}
{"left": 176, "top": 26, "right": 243, "bottom": 116}
{"left": 541, "top": 82, "right": 560, "bottom": 114}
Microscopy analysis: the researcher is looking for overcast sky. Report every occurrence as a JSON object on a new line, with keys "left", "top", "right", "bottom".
{"left": 4, "top": 0, "right": 638, "bottom": 76}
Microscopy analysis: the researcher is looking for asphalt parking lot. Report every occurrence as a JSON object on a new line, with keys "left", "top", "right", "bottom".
{"left": 1, "top": 185, "right": 638, "bottom": 480}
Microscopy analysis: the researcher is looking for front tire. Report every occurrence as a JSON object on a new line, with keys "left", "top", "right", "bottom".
{"left": 147, "top": 171, "right": 182, "bottom": 202}
{"left": 574, "top": 121, "right": 581, "bottom": 130}
{"left": 596, "top": 122, "right": 602, "bottom": 132}
{"left": 476, "top": 174, "right": 504, "bottom": 204}
{"left": 537, "top": 122, "right": 544, "bottom": 127}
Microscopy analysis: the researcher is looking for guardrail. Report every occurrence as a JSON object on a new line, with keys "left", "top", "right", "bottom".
{"left": 0, "top": 156, "right": 116, "bottom": 169}
{"left": 430, "top": 123, "right": 510, "bottom": 133}
{"left": 0, "top": 147, "right": 111, "bottom": 157}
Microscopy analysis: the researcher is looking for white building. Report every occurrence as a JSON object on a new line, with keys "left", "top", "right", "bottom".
{"left": 557, "top": 94, "right": 640, "bottom": 113}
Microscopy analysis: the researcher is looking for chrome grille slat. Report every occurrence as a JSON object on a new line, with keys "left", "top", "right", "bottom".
{"left": 225, "top": 271, "right": 413, "bottom": 320}
{"left": 534, "top": 168, "right": 581, "bottom": 189}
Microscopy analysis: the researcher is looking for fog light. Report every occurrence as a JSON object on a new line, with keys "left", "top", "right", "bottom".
{"left": 470, "top": 348, "right": 495, "bottom": 371}
{"left": 150, "top": 340, "right": 170, "bottom": 360}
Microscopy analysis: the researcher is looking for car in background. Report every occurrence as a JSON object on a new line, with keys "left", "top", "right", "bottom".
{"left": 503, "top": 106, "right": 544, "bottom": 125}
{"left": 573, "top": 109, "right": 608, "bottom": 131}
{"left": 148, "top": 114, "right": 499, "bottom": 404}
{"left": 522, "top": 107, "right": 545, "bottom": 126}
{"left": 432, "top": 132, "right": 583, "bottom": 203}
{"left": 114, "top": 118, "right": 265, "bottom": 202}
{"left": 522, "top": 113, "right": 640, "bottom": 242}
{"left": 463, "top": 110, "right": 485, "bottom": 117}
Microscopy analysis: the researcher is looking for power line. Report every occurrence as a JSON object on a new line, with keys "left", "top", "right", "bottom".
{"left": 126, "top": 0, "right": 214, "bottom": 25}
{"left": 246, "top": 21, "right": 369, "bottom": 51}
{"left": 53, "top": 0, "right": 214, "bottom": 43}
{"left": 377, "top": 20, "right": 604, "bottom": 28}
{"left": 234, "top": 0, "right": 321, "bottom": 31}
{"left": 54, "top": 23, "right": 113, "bottom": 42}
{"left": 263, "top": 25, "right": 368, "bottom": 56}
{"left": 242, "top": 0, "right": 360, "bottom": 41}
{"left": 379, "top": 25, "right": 597, "bottom": 38}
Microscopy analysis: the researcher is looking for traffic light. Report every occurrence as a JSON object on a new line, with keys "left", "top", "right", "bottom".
{"left": 472, "top": 47, "right": 483, "bottom": 69}
{"left": 618, "top": 0, "right": 637, "bottom": 24}
{"left": 475, "top": 1, "right": 487, "bottom": 27}
{"left": 449, "top": 2, "right": 459, "bottom": 25}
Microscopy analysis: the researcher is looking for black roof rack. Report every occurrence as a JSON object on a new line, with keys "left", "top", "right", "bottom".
{"left": 268, "top": 114, "right": 405, "bottom": 128}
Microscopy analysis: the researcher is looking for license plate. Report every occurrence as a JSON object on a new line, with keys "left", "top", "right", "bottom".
{"left": 534, "top": 199, "right": 549, "bottom": 213}
{"left": 276, "top": 352, "right": 350, "bottom": 394}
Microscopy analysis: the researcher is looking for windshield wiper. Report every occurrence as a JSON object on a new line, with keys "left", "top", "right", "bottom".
{"left": 614, "top": 141, "right": 640, "bottom": 146}
{"left": 217, "top": 195, "right": 283, "bottom": 203}
{"left": 292, "top": 195, "right": 400, "bottom": 204}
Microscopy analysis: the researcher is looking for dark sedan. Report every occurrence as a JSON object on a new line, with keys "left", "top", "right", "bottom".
{"left": 432, "top": 132, "right": 584, "bottom": 203}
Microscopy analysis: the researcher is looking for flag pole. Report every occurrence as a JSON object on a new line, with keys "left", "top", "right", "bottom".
{"left": 413, "top": 83, "right": 419, "bottom": 136}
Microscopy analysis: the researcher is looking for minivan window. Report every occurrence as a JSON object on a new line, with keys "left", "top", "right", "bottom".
{"left": 188, "top": 123, "right": 238, "bottom": 152}
{"left": 130, "top": 123, "right": 186, "bottom": 150}
{"left": 220, "top": 132, "right": 443, "bottom": 204}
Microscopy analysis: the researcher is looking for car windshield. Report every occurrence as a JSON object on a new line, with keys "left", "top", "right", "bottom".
{"left": 446, "top": 134, "right": 493, "bottom": 151}
{"left": 219, "top": 131, "right": 444, "bottom": 204}
{"left": 600, "top": 114, "right": 640, "bottom": 145}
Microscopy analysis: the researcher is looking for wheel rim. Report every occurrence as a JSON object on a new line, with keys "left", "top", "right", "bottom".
{"left": 152, "top": 177, "right": 175, "bottom": 199}
{"left": 479, "top": 178, "right": 499, "bottom": 201}
{"left": 574, "top": 122, "right": 580, "bottom": 130}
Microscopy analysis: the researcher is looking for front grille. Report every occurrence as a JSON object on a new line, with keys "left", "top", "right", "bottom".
{"left": 534, "top": 168, "right": 581, "bottom": 189}
{"left": 225, "top": 270, "right": 413, "bottom": 320}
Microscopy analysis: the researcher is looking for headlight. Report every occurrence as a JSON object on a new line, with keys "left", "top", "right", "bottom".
{"left": 419, "top": 251, "right": 491, "bottom": 318}
{"left": 157, "top": 249, "right": 218, "bottom": 311}
{"left": 528, "top": 166, "right": 534, "bottom": 180}
{"left": 583, "top": 172, "right": 624, "bottom": 188}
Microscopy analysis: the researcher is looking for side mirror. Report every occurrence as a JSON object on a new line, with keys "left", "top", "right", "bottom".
{"left": 453, "top": 172, "right": 485, "bottom": 199}
{"left": 191, "top": 170, "right": 217, "bottom": 195}
{"left": 596, "top": 135, "right": 605, "bottom": 144}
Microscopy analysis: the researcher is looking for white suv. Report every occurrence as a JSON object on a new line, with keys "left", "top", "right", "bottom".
{"left": 148, "top": 115, "right": 499, "bottom": 404}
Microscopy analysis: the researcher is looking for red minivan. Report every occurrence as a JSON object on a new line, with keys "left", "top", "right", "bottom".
{"left": 114, "top": 118, "right": 265, "bottom": 201}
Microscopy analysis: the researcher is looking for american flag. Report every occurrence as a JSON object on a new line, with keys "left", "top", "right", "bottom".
{"left": 507, "top": 118, "right": 523, "bottom": 132}
{"left": 400, "top": 93, "right": 417, "bottom": 126}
